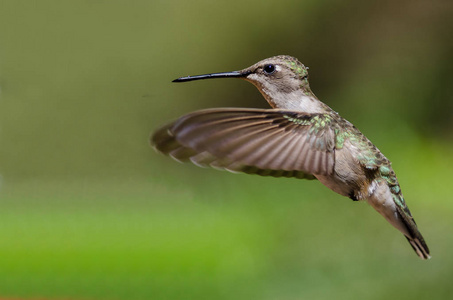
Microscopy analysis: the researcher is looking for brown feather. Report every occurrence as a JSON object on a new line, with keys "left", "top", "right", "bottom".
{"left": 151, "top": 108, "right": 336, "bottom": 178}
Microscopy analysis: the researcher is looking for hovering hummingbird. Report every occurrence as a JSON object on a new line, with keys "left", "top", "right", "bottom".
{"left": 151, "top": 55, "right": 430, "bottom": 259}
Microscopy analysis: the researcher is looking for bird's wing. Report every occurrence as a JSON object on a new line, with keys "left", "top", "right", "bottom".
{"left": 151, "top": 108, "right": 336, "bottom": 179}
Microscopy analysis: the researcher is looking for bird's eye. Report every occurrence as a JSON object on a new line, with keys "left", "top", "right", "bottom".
{"left": 263, "top": 64, "right": 276, "bottom": 74}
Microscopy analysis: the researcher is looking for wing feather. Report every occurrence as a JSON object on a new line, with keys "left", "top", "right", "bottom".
{"left": 152, "top": 108, "right": 336, "bottom": 178}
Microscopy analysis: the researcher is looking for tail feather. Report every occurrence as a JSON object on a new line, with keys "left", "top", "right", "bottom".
{"left": 406, "top": 236, "right": 431, "bottom": 260}
{"left": 394, "top": 201, "right": 431, "bottom": 259}
{"left": 397, "top": 207, "right": 431, "bottom": 259}
{"left": 368, "top": 180, "right": 430, "bottom": 259}
{"left": 385, "top": 182, "right": 431, "bottom": 260}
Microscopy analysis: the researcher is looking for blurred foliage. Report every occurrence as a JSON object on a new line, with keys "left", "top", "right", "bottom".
{"left": 0, "top": 0, "right": 452, "bottom": 299}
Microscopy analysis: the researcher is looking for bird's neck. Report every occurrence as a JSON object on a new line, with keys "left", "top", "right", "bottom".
{"left": 260, "top": 85, "right": 332, "bottom": 114}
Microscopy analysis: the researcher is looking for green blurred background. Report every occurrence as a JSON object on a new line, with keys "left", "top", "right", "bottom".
{"left": 0, "top": 0, "right": 452, "bottom": 299}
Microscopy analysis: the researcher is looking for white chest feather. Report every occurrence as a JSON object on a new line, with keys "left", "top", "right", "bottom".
{"left": 247, "top": 73, "right": 326, "bottom": 114}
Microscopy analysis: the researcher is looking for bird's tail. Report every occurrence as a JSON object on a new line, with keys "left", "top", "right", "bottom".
{"left": 397, "top": 207, "right": 431, "bottom": 259}
{"left": 368, "top": 180, "right": 430, "bottom": 259}
{"left": 405, "top": 235, "right": 431, "bottom": 260}
{"left": 392, "top": 190, "right": 431, "bottom": 259}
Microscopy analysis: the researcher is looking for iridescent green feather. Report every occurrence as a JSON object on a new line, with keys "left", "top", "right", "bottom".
{"left": 333, "top": 118, "right": 413, "bottom": 218}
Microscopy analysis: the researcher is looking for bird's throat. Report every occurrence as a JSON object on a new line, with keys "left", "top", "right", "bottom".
{"left": 261, "top": 88, "right": 328, "bottom": 114}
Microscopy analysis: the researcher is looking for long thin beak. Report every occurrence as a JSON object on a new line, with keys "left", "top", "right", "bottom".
{"left": 173, "top": 70, "right": 249, "bottom": 83}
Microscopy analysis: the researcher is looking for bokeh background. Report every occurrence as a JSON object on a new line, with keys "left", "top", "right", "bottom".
{"left": 0, "top": 1, "right": 452, "bottom": 299}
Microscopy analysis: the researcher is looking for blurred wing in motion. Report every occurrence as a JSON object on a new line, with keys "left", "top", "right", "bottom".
{"left": 151, "top": 108, "right": 337, "bottom": 179}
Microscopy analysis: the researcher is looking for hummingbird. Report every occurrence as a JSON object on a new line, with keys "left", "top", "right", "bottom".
{"left": 151, "top": 55, "right": 430, "bottom": 259}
